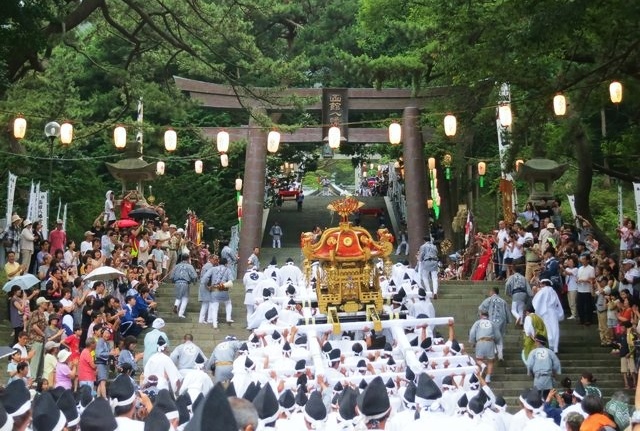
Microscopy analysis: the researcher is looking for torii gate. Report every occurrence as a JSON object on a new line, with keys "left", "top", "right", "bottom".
{"left": 174, "top": 76, "right": 443, "bottom": 275}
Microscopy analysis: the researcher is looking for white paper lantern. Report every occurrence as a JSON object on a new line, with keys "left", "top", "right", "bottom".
{"left": 444, "top": 114, "right": 457, "bottom": 137}
{"left": 388, "top": 122, "right": 401, "bottom": 145}
{"left": 267, "top": 131, "right": 280, "bottom": 153}
{"left": 195, "top": 160, "right": 203, "bottom": 174}
{"left": 498, "top": 104, "right": 512, "bottom": 127}
{"left": 609, "top": 81, "right": 623, "bottom": 104}
{"left": 60, "top": 122, "right": 73, "bottom": 145}
{"left": 220, "top": 153, "right": 229, "bottom": 167}
{"left": 13, "top": 117, "right": 26, "bottom": 140}
{"left": 156, "top": 161, "right": 165, "bottom": 175}
{"left": 164, "top": 128, "right": 177, "bottom": 152}
{"left": 553, "top": 94, "right": 566, "bottom": 116}
{"left": 113, "top": 126, "right": 127, "bottom": 149}
{"left": 217, "top": 131, "right": 230, "bottom": 153}
{"left": 235, "top": 178, "right": 243, "bottom": 191}
{"left": 328, "top": 126, "right": 341, "bottom": 149}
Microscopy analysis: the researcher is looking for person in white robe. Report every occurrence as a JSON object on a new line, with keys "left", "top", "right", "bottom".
{"left": 143, "top": 337, "right": 182, "bottom": 394}
{"left": 531, "top": 279, "right": 564, "bottom": 353}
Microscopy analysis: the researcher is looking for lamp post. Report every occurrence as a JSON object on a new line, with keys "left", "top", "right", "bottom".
{"left": 44, "top": 121, "right": 60, "bottom": 191}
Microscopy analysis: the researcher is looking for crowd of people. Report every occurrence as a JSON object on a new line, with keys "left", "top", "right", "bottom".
{"left": 2, "top": 189, "right": 640, "bottom": 430}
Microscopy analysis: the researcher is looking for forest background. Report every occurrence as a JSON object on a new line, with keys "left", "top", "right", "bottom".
{"left": 0, "top": 0, "right": 638, "bottom": 249}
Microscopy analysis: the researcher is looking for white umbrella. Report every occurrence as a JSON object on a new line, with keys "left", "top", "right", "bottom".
{"left": 2, "top": 274, "right": 40, "bottom": 292}
{"left": 84, "top": 266, "right": 126, "bottom": 282}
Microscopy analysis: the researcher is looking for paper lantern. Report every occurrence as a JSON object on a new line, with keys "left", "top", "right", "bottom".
{"left": 113, "top": 126, "right": 126, "bottom": 149}
{"left": 220, "top": 153, "right": 229, "bottom": 167}
{"left": 164, "top": 128, "right": 177, "bottom": 152}
{"left": 59, "top": 122, "right": 73, "bottom": 145}
{"left": 427, "top": 157, "right": 436, "bottom": 171}
{"left": 515, "top": 159, "right": 524, "bottom": 172}
{"left": 444, "top": 114, "right": 457, "bottom": 137}
{"left": 237, "top": 195, "right": 243, "bottom": 207}
{"left": 553, "top": 94, "right": 566, "bottom": 116}
{"left": 478, "top": 161, "right": 486, "bottom": 187}
{"left": 328, "top": 126, "right": 341, "bottom": 149}
{"left": 267, "top": 130, "right": 280, "bottom": 153}
{"left": 498, "top": 104, "right": 512, "bottom": 127}
{"left": 235, "top": 178, "right": 243, "bottom": 191}
{"left": 156, "top": 161, "right": 165, "bottom": 175}
{"left": 609, "top": 81, "right": 622, "bottom": 104}
{"left": 195, "top": 160, "right": 203, "bottom": 174}
{"left": 388, "top": 122, "right": 401, "bottom": 145}
{"left": 427, "top": 199, "right": 433, "bottom": 209}
{"left": 13, "top": 117, "right": 26, "bottom": 140}
{"left": 217, "top": 131, "right": 230, "bottom": 153}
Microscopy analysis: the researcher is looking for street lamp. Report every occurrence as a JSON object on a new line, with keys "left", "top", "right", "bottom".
{"left": 44, "top": 121, "right": 61, "bottom": 190}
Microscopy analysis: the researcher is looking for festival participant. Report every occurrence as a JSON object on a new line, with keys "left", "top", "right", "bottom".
{"left": 576, "top": 253, "right": 596, "bottom": 326}
{"left": 505, "top": 261, "right": 531, "bottom": 326}
{"left": 206, "top": 335, "right": 244, "bottom": 384}
{"left": 220, "top": 240, "right": 238, "bottom": 278}
{"left": 108, "top": 374, "right": 147, "bottom": 430}
{"left": 104, "top": 190, "right": 117, "bottom": 226}
{"left": 170, "top": 333, "right": 207, "bottom": 375}
{"left": 418, "top": 236, "right": 439, "bottom": 298}
{"left": 263, "top": 257, "right": 282, "bottom": 285}
{"left": 532, "top": 279, "right": 564, "bottom": 353}
{"left": 526, "top": 334, "right": 561, "bottom": 397}
{"left": 171, "top": 253, "right": 198, "bottom": 319}
{"left": 478, "top": 286, "right": 510, "bottom": 361}
{"left": 201, "top": 256, "right": 234, "bottom": 329}
{"left": 143, "top": 318, "right": 168, "bottom": 367}
{"left": 269, "top": 222, "right": 283, "bottom": 249}
{"left": 280, "top": 257, "right": 304, "bottom": 287}
{"left": 469, "top": 309, "right": 501, "bottom": 382}
{"left": 522, "top": 305, "right": 547, "bottom": 362}
{"left": 247, "top": 247, "right": 261, "bottom": 270}
{"left": 143, "top": 337, "right": 182, "bottom": 393}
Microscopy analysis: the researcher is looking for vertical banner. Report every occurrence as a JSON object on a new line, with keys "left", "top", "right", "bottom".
{"left": 567, "top": 194, "right": 577, "bottom": 219}
{"left": 634, "top": 183, "right": 640, "bottom": 227}
{"left": 136, "top": 97, "right": 144, "bottom": 155}
{"left": 618, "top": 184, "right": 624, "bottom": 227}
{"left": 27, "top": 181, "right": 35, "bottom": 222}
{"left": 5, "top": 172, "right": 17, "bottom": 228}
{"left": 56, "top": 197, "right": 61, "bottom": 223}
{"left": 62, "top": 204, "right": 67, "bottom": 232}
{"left": 37, "top": 191, "right": 49, "bottom": 240}
{"left": 464, "top": 210, "right": 474, "bottom": 246}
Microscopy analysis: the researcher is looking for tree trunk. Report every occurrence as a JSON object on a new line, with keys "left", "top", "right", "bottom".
{"left": 572, "top": 120, "right": 616, "bottom": 252}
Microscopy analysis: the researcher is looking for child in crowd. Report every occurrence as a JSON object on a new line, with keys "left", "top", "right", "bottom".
{"left": 595, "top": 278, "right": 612, "bottom": 347}
{"left": 7, "top": 349, "right": 22, "bottom": 384}
{"left": 606, "top": 290, "right": 620, "bottom": 346}
{"left": 61, "top": 325, "right": 83, "bottom": 363}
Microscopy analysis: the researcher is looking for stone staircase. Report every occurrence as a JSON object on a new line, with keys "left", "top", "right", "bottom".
{"left": 151, "top": 279, "right": 622, "bottom": 409}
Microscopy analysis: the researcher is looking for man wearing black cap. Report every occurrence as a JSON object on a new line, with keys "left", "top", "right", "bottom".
{"left": 109, "top": 374, "right": 149, "bottom": 430}
{"left": 143, "top": 336, "right": 182, "bottom": 394}
{"left": 279, "top": 257, "right": 304, "bottom": 287}
{"left": 418, "top": 236, "right": 440, "bottom": 299}
{"left": 179, "top": 352, "right": 214, "bottom": 403}
{"left": 264, "top": 257, "right": 282, "bottom": 284}
{"left": 242, "top": 265, "right": 264, "bottom": 319}
{"left": 526, "top": 334, "right": 561, "bottom": 397}
{"left": 357, "top": 376, "right": 391, "bottom": 429}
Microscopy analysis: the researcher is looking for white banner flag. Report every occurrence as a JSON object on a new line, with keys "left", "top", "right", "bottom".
{"left": 633, "top": 183, "right": 640, "bottom": 228}
{"left": 62, "top": 204, "right": 67, "bottom": 232}
{"left": 27, "top": 181, "right": 35, "bottom": 222}
{"left": 37, "top": 191, "right": 49, "bottom": 240}
{"left": 56, "top": 197, "right": 61, "bottom": 222}
{"left": 5, "top": 172, "right": 17, "bottom": 228}
{"left": 567, "top": 194, "right": 577, "bottom": 219}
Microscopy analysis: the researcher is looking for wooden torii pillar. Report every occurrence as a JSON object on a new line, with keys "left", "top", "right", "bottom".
{"left": 173, "top": 77, "right": 441, "bottom": 275}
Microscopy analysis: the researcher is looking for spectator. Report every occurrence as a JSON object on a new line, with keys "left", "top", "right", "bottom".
{"left": 19, "top": 219, "right": 34, "bottom": 270}
{"left": 49, "top": 219, "right": 67, "bottom": 257}
{"left": 54, "top": 349, "right": 75, "bottom": 390}
{"left": 78, "top": 337, "right": 97, "bottom": 394}
{"left": 42, "top": 341, "right": 59, "bottom": 386}
{"left": 118, "top": 335, "right": 143, "bottom": 376}
{"left": 580, "top": 394, "right": 616, "bottom": 431}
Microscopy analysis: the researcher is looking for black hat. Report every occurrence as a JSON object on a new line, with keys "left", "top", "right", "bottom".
{"left": 48, "top": 386, "right": 65, "bottom": 403}
{"left": 384, "top": 342, "right": 393, "bottom": 352}
{"left": 286, "top": 257, "right": 294, "bottom": 263}
{"left": 352, "top": 343, "right": 363, "bottom": 355}
{"left": 402, "top": 381, "right": 416, "bottom": 406}
{"left": 253, "top": 384, "right": 279, "bottom": 424}
{"left": 322, "top": 342, "right": 333, "bottom": 353}
{"left": 370, "top": 333, "right": 387, "bottom": 350}
{"left": 250, "top": 335, "right": 260, "bottom": 345}
{"left": 262, "top": 288, "right": 272, "bottom": 298}
{"left": 0, "top": 400, "right": 13, "bottom": 431}
{"left": 296, "top": 374, "right": 308, "bottom": 388}
{"left": 418, "top": 289, "right": 427, "bottom": 298}
{"left": 32, "top": 392, "right": 65, "bottom": 431}
{"left": 495, "top": 395, "right": 507, "bottom": 408}
{"left": 185, "top": 383, "right": 237, "bottom": 431}
{"left": 243, "top": 382, "right": 259, "bottom": 402}
{"left": 468, "top": 391, "right": 487, "bottom": 415}
{"left": 441, "top": 375, "right": 455, "bottom": 389}
{"left": 108, "top": 374, "right": 136, "bottom": 407}
{"left": 265, "top": 307, "right": 278, "bottom": 321}
{"left": 244, "top": 357, "right": 255, "bottom": 370}
{"left": 387, "top": 357, "right": 396, "bottom": 367}
{"left": 329, "top": 348, "right": 341, "bottom": 363}
{"left": 358, "top": 379, "right": 368, "bottom": 390}
{"left": 450, "top": 339, "right": 461, "bottom": 354}
{"left": 420, "top": 337, "right": 432, "bottom": 350}
{"left": 403, "top": 273, "right": 410, "bottom": 280}
{"left": 238, "top": 342, "right": 249, "bottom": 352}
{"left": 304, "top": 391, "right": 327, "bottom": 424}
{"left": 286, "top": 285, "right": 296, "bottom": 296}
{"left": 272, "top": 330, "right": 282, "bottom": 341}
{"left": 356, "top": 359, "right": 367, "bottom": 370}
{"left": 457, "top": 393, "right": 468, "bottom": 408}
{"left": 287, "top": 298, "right": 297, "bottom": 307}
{"left": 295, "top": 386, "right": 308, "bottom": 407}
{"left": 145, "top": 407, "right": 170, "bottom": 431}
{"left": 415, "top": 373, "right": 442, "bottom": 407}
{"left": 282, "top": 341, "right": 291, "bottom": 352}
{"left": 573, "top": 382, "right": 586, "bottom": 400}
{"left": 79, "top": 398, "right": 118, "bottom": 431}
{"left": 270, "top": 257, "right": 277, "bottom": 266}
{"left": 157, "top": 336, "right": 167, "bottom": 351}
{"left": 194, "top": 353, "right": 205, "bottom": 365}
{"left": 77, "top": 385, "right": 93, "bottom": 411}
{"left": 295, "top": 359, "right": 306, "bottom": 371}
{"left": 1, "top": 379, "right": 31, "bottom": 417}
{"left": 333, "top": 382, "right": 344, "bottom": 393}
{"left": 191, "top": 393, "right": 204, "bottom": 412}
{"left": 225, "top": 381, "right": 237, "bottom": 398}
{"left": 385, "top": 378, "right": 395, "bottom": 390}
{"left": 468, "top": 373, "right": 479, "bottom": 388}
{"left": 57, "top": 389, "right": 80, "bottom": 427}
{"left": 357, "top": 376, "right": 390, "bottom": 419}
{"left": 154, "top": 389, "right": 179, "bottom": 421}
{"left": 519, "top": 388, "right": 543, "bottom": 411}
{"left": 175, "top": 393, "right": 192, "bottom": 425}
{"left": 409, "top": 336, "right": 419, "bottom": 347}
{"left": 418, "top": 351, "right": 429, "bottom": 364}
{"left": 295, "top": 334, "right": 308, "bottom": 345}
{"left": 405, "top": 367, "right": 416, "bottom": 382}
{"left": 278, "top": 390, "right": 295, "bottom": 411}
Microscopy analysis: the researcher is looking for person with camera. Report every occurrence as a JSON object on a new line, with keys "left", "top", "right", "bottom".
{"left": 201, "top": 255, "right": 234, "bottom": 329}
